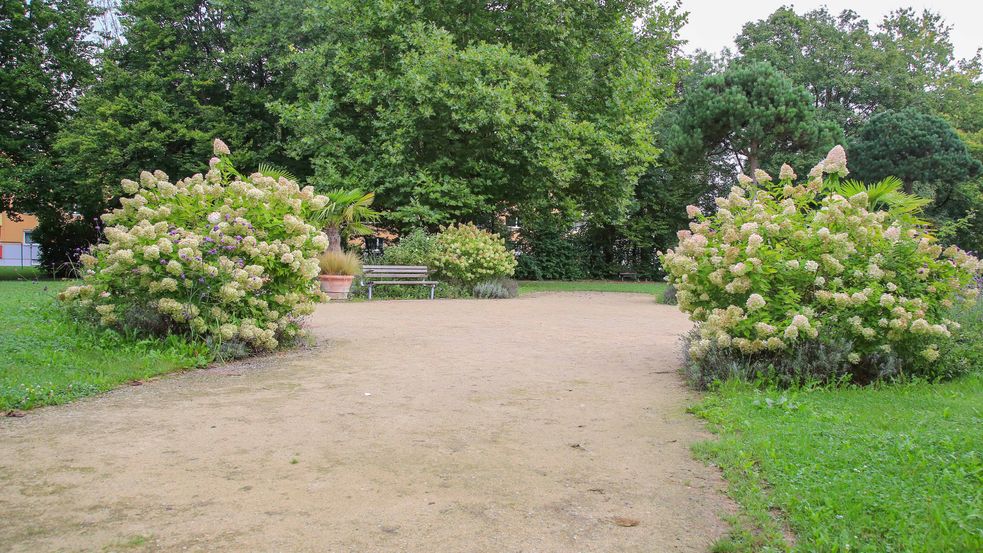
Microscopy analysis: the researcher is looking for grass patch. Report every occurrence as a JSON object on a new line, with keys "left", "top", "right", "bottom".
{"left": 0, "top": 281, "right": 211, "bottom": 411}
{"left": 518, "top": 279, "right": 667, "bottom": 296}
{"left": 692, "top": 375, "right": 983, "bottom": 552}
{"left": 0, "top": 266, "right": 44, "bottom": 281}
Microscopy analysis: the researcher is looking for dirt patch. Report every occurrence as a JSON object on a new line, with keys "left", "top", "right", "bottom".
{"left": 0, "top": 292, "right": 732, "bottom": 552}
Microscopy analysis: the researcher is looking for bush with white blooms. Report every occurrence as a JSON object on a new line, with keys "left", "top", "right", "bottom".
{"left": 660, "top": 146, "right": 982, "bottom": 384}
{"left": 59, "top": 140, "right": 330, "bottom": 351}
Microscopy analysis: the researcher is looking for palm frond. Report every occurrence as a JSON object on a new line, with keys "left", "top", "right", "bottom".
{"left": 257, "top": 163, "right": 297, "bottom": 182}
{"left": 831, "top": 177, "right": 931, "bottom": 219}
{"left": 314, "top": 189, "right": 381, "bottom": 235}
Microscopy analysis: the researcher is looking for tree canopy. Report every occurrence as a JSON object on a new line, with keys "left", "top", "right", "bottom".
{"left": 4, "top": 0, "right": 983, "bottom": 276}
{"left": 670, "top": 61, "right": 841, "bottom": 178}
{"left": 734, "top": 6, "right": 982, "bottom": 131}
{"left": 0, "top": 0, "right": 98, "bottom": 207}
{"left": 849, "top": 109, "right": 982, "bottom": 194}
{"left": 275, "top": 0, "right": 685, "bottom": 230}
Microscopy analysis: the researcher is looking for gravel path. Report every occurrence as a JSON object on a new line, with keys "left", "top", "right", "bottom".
{"left": 0, "top": 292, "right": 731, "bottom": 552}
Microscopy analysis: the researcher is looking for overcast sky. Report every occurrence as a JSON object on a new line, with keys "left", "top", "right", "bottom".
{"left": 678, "top": 1, "right": 983, "bottom": 61}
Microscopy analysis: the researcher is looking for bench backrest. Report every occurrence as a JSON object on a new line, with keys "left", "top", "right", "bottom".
{"left": 362, "top": 265, "right": 430, "bottom": 280}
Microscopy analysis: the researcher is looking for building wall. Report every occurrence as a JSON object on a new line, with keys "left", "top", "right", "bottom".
{"left": 0, "top": 212, "right": 38, "bottom": 244}
{"left": 0, "top": 212, "right": 40, "bottom": 266}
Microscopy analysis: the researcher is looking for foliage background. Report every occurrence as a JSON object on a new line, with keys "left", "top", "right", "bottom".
{"left": 2, "top": 1, "right": 983, "bottom": 277}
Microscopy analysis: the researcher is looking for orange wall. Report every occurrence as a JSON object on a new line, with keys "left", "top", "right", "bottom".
{"left": 0, "top": 212, "right": 38, "bottom": 243}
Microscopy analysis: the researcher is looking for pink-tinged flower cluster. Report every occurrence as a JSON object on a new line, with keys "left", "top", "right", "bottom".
{"left": 59, "top": 141, "right": 331, "bottom": 351}
{"left": 660, "top": 146, "right": 982, "bottom": 367}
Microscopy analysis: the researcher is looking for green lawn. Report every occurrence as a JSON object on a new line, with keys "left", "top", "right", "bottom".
{"left": 518, "top": 279, "right": 667, "bottom": 296}
{"left": 0, "top": 266, "right": 43, "bottom": 281}
{"left": 0, "top": 281, "right": 210, "bottom": 411}
{"left": 693, "top": 375, "right": 983, "bottom": 552}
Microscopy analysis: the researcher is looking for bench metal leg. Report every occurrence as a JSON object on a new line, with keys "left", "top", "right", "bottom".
{"left": 430, "top": 285, "right": 435, "bottom": 300}
{"left": 367, "top": 284, "right": 373, "bottom": 300}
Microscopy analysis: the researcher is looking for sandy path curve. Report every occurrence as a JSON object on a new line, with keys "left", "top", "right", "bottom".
{"left": 0, "top": 292, "right": 731, "bottom": 552}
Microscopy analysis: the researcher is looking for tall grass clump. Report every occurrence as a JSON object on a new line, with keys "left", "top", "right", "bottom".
{"left": 318, "top": 251, "right": 362, "bottom": 276}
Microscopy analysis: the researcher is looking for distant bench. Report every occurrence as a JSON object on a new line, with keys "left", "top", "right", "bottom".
{"left": 361, "top": 265, "right": 439, "bottom": 300}
{"left": 619, "top": 272, "right": 639, "bottom": 281}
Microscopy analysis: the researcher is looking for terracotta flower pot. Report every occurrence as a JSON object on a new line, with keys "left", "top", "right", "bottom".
{"left": 319, "top": 274, "right": 355, "bottom": 300}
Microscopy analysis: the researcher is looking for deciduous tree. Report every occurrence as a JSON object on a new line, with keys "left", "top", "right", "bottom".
{"left": 275, "top": 0, "right": 684, "bottom": 230}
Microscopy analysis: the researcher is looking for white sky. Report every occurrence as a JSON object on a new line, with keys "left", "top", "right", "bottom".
{"left": 678, "top": 1, "right": 983, "bottom": 61}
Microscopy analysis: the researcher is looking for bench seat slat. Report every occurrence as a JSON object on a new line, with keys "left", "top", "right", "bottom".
{"left": 363, "top": 274, "right": 429, "bottom": 279}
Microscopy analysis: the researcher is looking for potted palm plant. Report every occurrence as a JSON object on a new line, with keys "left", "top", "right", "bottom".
{"left": 318, "top": 250, "right": 362, "bottom": 299}
{"left": 311, "top": 189, "right": 379, "bottom": 300}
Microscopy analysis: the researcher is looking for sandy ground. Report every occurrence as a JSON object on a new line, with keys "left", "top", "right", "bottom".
{"left": 0, "top": 292, "right": 732, "bottom": 552}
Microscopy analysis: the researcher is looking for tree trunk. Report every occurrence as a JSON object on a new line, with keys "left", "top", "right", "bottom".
{"left": 748, "top": 142, "right": 760, "bottom": 181}
{"left": 903, "top": 180, "right": 913, "bottom": 195}
{"left": 325, "top": 225, "right": 343, "bottom": 253}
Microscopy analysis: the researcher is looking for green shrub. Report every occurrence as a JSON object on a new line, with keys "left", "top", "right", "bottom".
{"left": 941, "top": 293, "right": 983, "bottom": 376}
{"left": 512, "top": 210, "right": 588, "bottom": 280}
{"left": 473, "top": 278, "right": 518, "bottom": 299}
{"left": 376, "top": 228, "right": 436, "bottom": 266}
{"left": 431, "top": 222, "right": 517, "bottom": 286}
{"left": 661, "top": 146, "right": 982, "bottom": 385}
{"left": 58, "top": 139, "right": 329, "bottom": 352}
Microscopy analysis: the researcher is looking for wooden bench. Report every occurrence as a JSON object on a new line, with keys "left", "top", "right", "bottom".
{"left": 361, "top": 265, "right": 439, "bottom": 300}
{"left": 619, "top": 272, "right": 639, "bottom": 281}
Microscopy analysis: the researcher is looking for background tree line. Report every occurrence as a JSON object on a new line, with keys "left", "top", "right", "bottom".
{"left": 2, "top": 1, "right": 981, "bottom": 277}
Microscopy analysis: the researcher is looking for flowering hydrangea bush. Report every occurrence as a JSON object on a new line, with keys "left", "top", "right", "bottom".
{"left": 59, "top": 140, "right": 330, "bottom": 351}
{"left": 661, "top": 146, "right": 982, "bottom": 384}
{"left": 431, "top": 223, "right": 517, "bottom": 286}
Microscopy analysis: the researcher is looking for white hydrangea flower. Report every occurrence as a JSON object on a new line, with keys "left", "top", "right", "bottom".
{"left": 746, "top": 293, "right": 766, "bottom": 311}
{"left": 121, "top": 179, "right": 139, "bottom": 194}
{"left": 779, "top": 164, "right": 796, "bottom": 180}
{"left": 822, "top": 145, "right": 849, "bottom": 177}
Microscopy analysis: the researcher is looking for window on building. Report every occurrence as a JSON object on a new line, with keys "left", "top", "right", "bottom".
{"left": 23, "top": 230, "right": 34, "bottom": 244}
